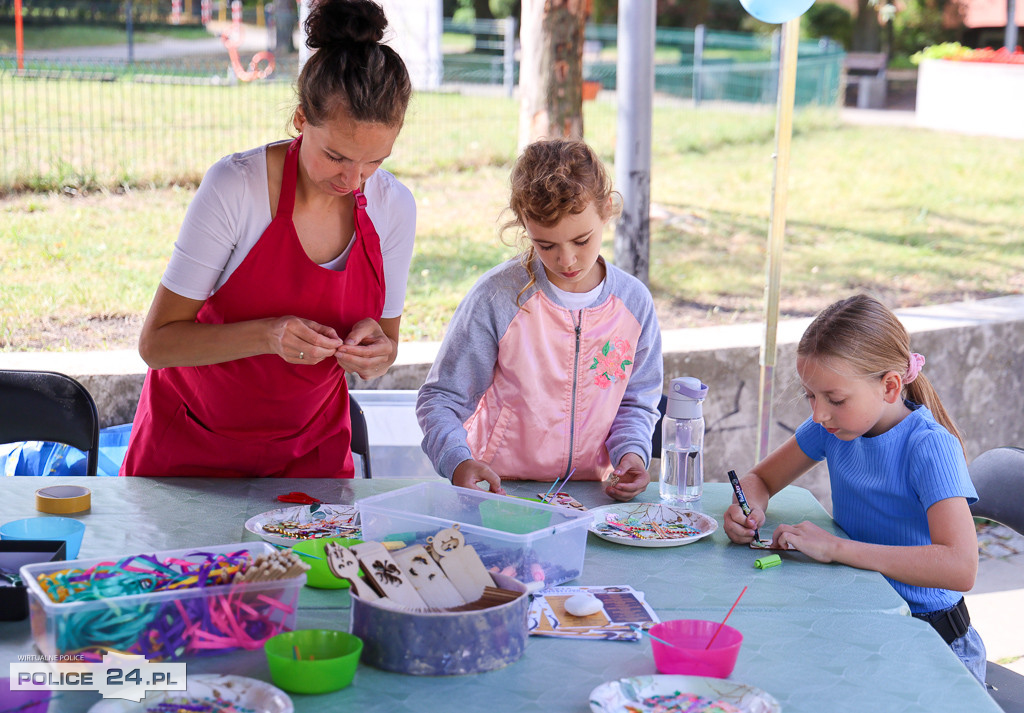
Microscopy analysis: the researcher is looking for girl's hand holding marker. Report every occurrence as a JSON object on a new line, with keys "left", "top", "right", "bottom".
{"left": 725, "top": 469, "right": 775, "bottom": 549}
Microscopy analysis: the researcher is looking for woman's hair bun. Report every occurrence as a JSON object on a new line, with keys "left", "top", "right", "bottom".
{"left": 305, "top": 0, "right": 387, "bottom": 50}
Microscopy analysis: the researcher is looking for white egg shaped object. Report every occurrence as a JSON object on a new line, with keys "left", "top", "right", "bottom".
{"left": 564, "top": 593, "right": 603, "bottom": 617}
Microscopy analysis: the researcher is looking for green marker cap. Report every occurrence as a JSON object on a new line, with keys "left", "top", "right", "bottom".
{"left": 755, "top": 554, "right": 782, "bottom": 569}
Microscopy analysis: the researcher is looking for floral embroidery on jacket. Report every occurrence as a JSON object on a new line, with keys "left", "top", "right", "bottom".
{"left": 590, "top": 337, "right": 633, "bottom": 389}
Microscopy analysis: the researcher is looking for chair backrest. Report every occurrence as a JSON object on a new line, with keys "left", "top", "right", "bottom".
{"left": 0, "top": 369, "right": 100, "bottom": 476}
{"left": 651, "top": 393, "right": 668, "bottom": 458}
{"left": 968, "top": 446, "right": 1024, "bottom": 536}
{"left": 349, "top": 392, "right": 372, "bottom": 479}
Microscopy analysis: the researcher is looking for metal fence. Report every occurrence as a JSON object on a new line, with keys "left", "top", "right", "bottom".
{"left": 0, "top": 20, "right": 844, "bottom": 192}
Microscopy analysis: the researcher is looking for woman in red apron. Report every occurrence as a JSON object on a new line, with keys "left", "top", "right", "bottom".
{"left": 121, "top": 0, "right": 413, "bottom": 477}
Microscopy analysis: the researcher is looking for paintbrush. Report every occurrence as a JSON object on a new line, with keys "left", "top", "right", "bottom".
{"left": 706, "top": 585, "right": 747, "bottom": 649}
{"left": 542, "top": 467, "right": 577, "bottom": 503}
{"left": 629, "top": 624, "right": 682, "bottom": 649}
{"left": 273, "top": 543, "right": 322, "bottom": 560}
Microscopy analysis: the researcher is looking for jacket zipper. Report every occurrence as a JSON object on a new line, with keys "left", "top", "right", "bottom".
{"left": 567, "top": 309, "right": 583, "bottom": 478}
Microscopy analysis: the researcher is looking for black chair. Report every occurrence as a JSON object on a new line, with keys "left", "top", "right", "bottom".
{"left": 651, "top": 393, "right": 668, "bottom": 457}
{"left": 969, "top": 447, "right": 1024, "bottom": 535}
{"left": 0, "top": 369, "right": 100, "bottom": 476}
{"left": 968, "top": 446, "right": 1024, "bottom": 713}
{"left": 349, "top": 392, "right": 372, "bottom": 479}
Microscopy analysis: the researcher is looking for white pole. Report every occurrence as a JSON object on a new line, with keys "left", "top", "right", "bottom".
{"left": 298, "top": 0, "right": 311, "bottom": 71}
{"left": 693, "top": 24, "right": 705, "bottom": 105}
{"left": 1007, "top": 0, "right": 1019, "bottom": 51}
{"left": 613, "top": 0, "right": 655, "bottom": 284}
{"left": 503, "top": 16, "right": 517, "bottom": 97}
{"left": 755, "top": 16, "right": 801, "bottom": 462}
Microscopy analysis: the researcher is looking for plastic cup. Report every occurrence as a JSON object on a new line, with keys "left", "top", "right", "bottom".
{"left": 291, "top": 538, "right": 362, "bottom": 589}
{"left": 0, "top": 517, "right": 85, "bottom": 559}
{"left": 264, "top": 629, "right": 362, "bottom": 694}
{"left": 647, "top": 619, "right": 742, "bottom": 678}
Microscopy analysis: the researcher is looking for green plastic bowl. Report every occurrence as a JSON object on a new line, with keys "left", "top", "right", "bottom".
{"left": 479, "top": 498, "right": 552, "bottom": 535}
{"left": 264, "top": 629, "right": 363, "bottom": 694}
{"left": 291, "top": 537, "right": 363, "bottom": 589}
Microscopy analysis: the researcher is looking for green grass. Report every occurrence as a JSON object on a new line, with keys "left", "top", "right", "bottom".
{"left": 1, "top": 91, "right": 1022, "bottom": 352}
{"left": 645, "top": 121, "right": 1024, "bottom": 324}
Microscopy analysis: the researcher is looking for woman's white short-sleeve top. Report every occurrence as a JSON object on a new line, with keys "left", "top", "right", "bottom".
{"left": 161, "top": 141, "right": 416, "bottom": 319}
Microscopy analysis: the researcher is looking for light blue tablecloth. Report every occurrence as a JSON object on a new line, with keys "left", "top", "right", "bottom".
{"left": 0, "top": 477, "right": 998, "bottom": 712}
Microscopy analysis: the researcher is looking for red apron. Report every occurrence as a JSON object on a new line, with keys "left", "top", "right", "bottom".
{"left": 122, "top": 136, "right": 385, "bottom": 477}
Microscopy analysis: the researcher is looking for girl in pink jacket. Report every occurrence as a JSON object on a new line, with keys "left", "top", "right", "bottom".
{"left": 416, "top": 140, "right": 663, "bottom": 501}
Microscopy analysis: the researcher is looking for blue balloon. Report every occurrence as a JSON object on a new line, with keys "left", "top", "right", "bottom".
{"left": 739, "top": 0, "right": 815, "bottom": 24}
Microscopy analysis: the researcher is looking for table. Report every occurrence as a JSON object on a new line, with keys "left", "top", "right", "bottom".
{"left": 0, "top": 477, "right": 999, "bottom": 713}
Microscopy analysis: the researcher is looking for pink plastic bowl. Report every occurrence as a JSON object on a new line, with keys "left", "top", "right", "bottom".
{"left": 648, "top": 619, "right": 743, "bottom": 678}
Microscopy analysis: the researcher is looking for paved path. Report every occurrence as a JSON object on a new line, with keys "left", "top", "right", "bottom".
{"left": 24, "top": 22, "right": 275, "bottom": 61}
{"left": 968, "top": 522, "right": 1024, "bottom": 675}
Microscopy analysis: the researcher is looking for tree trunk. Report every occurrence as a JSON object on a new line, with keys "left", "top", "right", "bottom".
{"left": 473, "top": 0, "right": 494, "bottom": 19}
{"left": 517, "top": 0, "right": 588, "bottom": 149}
{"left": 472, "top": 0, "right": 497, "bottom": 54}
{"left": 852, "top": 0, "right": 881, "bottom": 52}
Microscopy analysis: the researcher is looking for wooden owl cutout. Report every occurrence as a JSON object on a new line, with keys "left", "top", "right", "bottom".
{"left": 426, "top": 524, "right": 494, "bottom": 602}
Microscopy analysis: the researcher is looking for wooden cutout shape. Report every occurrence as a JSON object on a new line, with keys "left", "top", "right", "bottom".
{"left": 426, "top": 524, "right": 494, "bottom": 603}
{"left": 537, "top": 492, "right": 588, "bottom": 511}
{"left": 392, "top": 544, "right": 466, "bottom": 609}
{"left": 323, "top": 543, "right": 381, "bottom": 601}
{"left": 351, "top": 541, "right": 428, "bottom": 609}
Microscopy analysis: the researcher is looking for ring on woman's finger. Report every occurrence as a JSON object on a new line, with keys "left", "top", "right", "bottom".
{"left": 299, "top": 351, "right": 304, "bottom": 360}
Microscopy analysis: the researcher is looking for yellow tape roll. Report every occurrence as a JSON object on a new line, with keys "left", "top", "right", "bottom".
{"left": 35, "top": 485, "right": 91, "bottom": 514}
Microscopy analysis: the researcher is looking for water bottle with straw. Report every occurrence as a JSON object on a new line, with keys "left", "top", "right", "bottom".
{"left": 660, "top": 376, "right": 709, "bottom": 504}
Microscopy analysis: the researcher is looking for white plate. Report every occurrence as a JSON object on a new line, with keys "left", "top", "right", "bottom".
{"left": 588, "top": 503, "right": 718, "bottom": 548}
{"left": 589, "top": 674, "right": 780, "bottom": 713}
{"left": 244, "top": 503, "right": 360, "bottom": 546}
{"left": 89, "top": 674, "right": 293, "bottom": 713}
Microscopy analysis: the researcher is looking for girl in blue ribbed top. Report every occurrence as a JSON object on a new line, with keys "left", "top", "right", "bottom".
{"left": 724, "top": 294, "right": 986, "bottom": 683}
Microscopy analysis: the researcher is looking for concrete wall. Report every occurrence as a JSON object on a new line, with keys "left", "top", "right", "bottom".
{"left": 3, "top": 295, "right": 1022, "bottom": 509}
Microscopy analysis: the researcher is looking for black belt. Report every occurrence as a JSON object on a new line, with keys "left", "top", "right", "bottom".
{"left": 913, "top": 597, "right": 970, "bottom": 645}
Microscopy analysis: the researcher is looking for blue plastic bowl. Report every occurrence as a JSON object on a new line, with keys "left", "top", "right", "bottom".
{"left": 0, "top": 517, "right": 85, "bottom": 559}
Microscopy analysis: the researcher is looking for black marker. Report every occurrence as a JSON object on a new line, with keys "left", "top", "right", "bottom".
{"left": 727, "top": 469, "right": 760, "bottom": 542}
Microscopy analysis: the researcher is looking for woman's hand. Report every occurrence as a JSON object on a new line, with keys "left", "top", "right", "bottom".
{"left": 723, "top": 502, "right": 765, "bottom": 545}
{"left": 604, "top": 452, "right": 650, "bottom": 501}
{"left": 334, "top": 318, "right": 397, "bottom": 379}
{"left": 266, "top": 316, "right": 344, "bottom": 364}
{"left": 453, "top": 459, "right": 506, "bottom": 495}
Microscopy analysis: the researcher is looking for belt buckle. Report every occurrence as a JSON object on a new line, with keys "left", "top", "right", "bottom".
{"left": 944, "top": 599, "right": 970, "bottom": 640}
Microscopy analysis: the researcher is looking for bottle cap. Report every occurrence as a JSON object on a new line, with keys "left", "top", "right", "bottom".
{"left": 666, "top": 376, "right": 708, "bottom": 419}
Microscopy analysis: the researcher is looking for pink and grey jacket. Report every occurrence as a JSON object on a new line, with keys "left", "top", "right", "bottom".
{"left": 416, "top": 256, "right": 663, "bottom": 482}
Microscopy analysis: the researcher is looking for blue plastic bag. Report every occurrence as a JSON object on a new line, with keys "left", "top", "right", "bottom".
{"left": 0, "top": 423, "right": 133, "bottom": 476}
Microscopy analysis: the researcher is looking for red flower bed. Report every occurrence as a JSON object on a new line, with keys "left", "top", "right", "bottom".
{"left": 955, "top": 47, "right": 1024, "bottom": 64}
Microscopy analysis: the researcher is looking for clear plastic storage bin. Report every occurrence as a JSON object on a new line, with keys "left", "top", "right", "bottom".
{"left": 357, "top": 482, "right": 592, "bottom": 586}
{"left": 20, "top": 542, "right": 303, "bottom": 661}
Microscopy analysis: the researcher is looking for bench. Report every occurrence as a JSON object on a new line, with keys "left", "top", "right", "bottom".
{"left": 844, "top": 51, "right": 888, "bottom": 109}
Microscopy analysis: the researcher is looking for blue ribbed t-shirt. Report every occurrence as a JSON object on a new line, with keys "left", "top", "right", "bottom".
{"left": 795, "top": 402, "right": 977, "bottom": 614}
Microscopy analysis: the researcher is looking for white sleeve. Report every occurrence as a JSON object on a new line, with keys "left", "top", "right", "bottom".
{"left": 160, "top": 152, "right": 267, "bottom": 300}
{"left": 367, "top": 173, "right": 416, "bottom": 320}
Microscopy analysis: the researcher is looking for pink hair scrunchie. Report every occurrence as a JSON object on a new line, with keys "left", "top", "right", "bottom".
{"left": 904, "top": 352, "right": 926, "bottom": 384}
